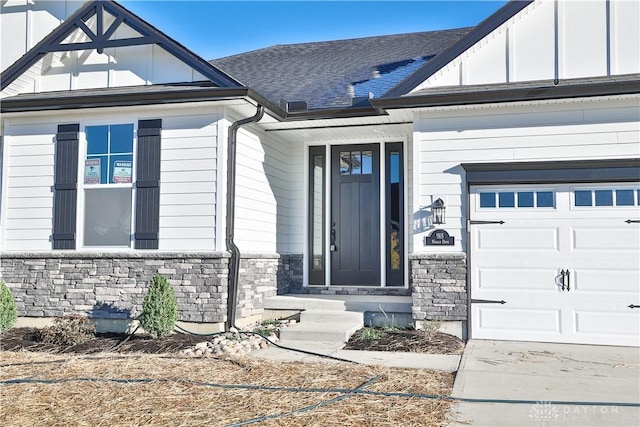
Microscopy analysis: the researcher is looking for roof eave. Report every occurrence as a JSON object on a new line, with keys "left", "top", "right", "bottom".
{"left": 0, "top": 87, "right": 254, "bottom": 114}
{"left": 372, "top": 79, "right": 640, "bottom": 110}
{"left": 0, "top": 86, "right": 384, "bottom": 121}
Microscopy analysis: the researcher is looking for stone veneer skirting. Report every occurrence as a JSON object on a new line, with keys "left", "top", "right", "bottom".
{"left": 1, "top": 251, "right": 466, "bottom": 326}
{"left": 410, "top": 253, "right": 467, "bottom": 321}
{"left": 0, "top": 252, "right": 302, "bottom": 326}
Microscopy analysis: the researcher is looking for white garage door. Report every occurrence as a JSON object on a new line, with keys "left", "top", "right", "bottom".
{"left": 470, "top": 183, "right": 640, "bottom": 347}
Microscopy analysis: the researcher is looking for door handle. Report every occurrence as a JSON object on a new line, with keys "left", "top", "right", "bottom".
{"left": 330, "top": 221, "right": 337, "bottom": 252}
{"left": 559, "top": 269, "right": 566, "bottom": 291}
{"left": 565, "top": 269, "right": 570, "bottom": 291}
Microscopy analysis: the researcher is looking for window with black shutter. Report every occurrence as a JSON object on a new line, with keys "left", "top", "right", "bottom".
{"left": 134, "top": 119, "right": 161, "bottom": 249}
{"left": 53, "top": 124, "right": 79, "bottom": 249}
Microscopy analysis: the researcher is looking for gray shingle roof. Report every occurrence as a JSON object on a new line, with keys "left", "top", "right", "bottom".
{"left": 210, "top": 28, "right": 471, "bottom": 110}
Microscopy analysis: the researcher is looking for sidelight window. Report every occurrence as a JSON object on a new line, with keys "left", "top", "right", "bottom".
{"left": 385, "top": 143, "right": 403, "bottom": 286}
{"left": 308, "top": 146, "right": 325, "bottom": 285}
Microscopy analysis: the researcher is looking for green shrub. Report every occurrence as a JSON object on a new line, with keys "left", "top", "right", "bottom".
{"left": 0, "top": 281, "right": 18, "bottom": 333}
{"left": 140, "top": 274, "right": 178, "bottom": 339}
{"left": 40, "top": 314, "right": 96, "bottom": 346}
{"left": 357, "top": 327, "right": 385, "bottom": 342}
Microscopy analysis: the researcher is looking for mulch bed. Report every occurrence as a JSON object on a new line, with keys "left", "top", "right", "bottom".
{"left": 344, "top": 328, "right": 465, "bottom": 354}
{"left": 0, "top": 327, "right": 208, "bottom": 354}
{"left": 1, "top": 326, "right": 465, "bottom": 355}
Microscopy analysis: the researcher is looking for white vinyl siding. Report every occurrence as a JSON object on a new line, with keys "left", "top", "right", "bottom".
{"left": 413, "top": 97, "right": 640, "bottom": 253}
{"left": 0, "top": 107, "right": 222, "bottom": 252}
{"left": 287, "top": 142, "right": 305, "bottom": 254}
{"left": 234, "top": 126, "right": 294, "bottom": 254}
{"left": 1, "top": 123, "right": 56, "bottom": 251}
{"left": 158, "top": 114, "right": 219, "bottom": 251}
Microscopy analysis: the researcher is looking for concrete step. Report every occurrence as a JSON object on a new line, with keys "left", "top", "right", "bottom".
{"left": 300, "top": 310, "right": 363, "bottom": 324}
{"left": 279, "top": 319, "right": 364, "bottom": 343}
{"left": 264, "top": 295, "right": 346, "bottom": 311}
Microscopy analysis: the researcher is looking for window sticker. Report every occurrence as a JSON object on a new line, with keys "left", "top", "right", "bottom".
{"left": 84, "top": 158, "right": 101, "bottom": 184}
{"left": 112, "top": 160, "right": 132, "bottom": 183}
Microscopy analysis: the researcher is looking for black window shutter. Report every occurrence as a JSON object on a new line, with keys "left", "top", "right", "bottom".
{"left": 135, "top": 119, "right": 162, "bottom": 249}
{"left": 53, "top": 124, "right": 80, "bottom": 249}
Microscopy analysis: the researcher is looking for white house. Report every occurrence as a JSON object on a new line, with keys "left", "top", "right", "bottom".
{"left": 1, "top": 0, "right": 638, "bottom": 346}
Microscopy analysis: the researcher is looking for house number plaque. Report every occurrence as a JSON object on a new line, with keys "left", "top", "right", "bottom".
{"left": 425, "top": 229, "right": 454, "bottom": 246}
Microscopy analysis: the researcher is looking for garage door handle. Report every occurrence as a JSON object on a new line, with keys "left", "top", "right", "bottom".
{"left": 560, "top": 269, "right": 566, "bottom": 291}
{"left": 565, "top": 270, "right": 570, "bottom": 291}
{"left": 625, "top": 219, "right": 640, "bottom": 224}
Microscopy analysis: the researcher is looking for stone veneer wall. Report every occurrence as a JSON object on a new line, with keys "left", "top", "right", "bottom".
{"left": 276, "top": 254, "right": 303, "bottom": 294}
{"left": 0, "top": 252, "right": 297, "bottom": 326}
{"left": 410, "top": 253, "right": 467, "bottom": 321}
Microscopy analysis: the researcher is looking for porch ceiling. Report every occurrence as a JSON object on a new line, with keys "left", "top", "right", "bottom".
{"left": 260, "top": 109, "right": 414, "bottom": 143}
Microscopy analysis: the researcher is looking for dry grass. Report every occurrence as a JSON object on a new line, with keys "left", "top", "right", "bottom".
{"left": 0, "top": 351, "right": 454, "bottom": 426}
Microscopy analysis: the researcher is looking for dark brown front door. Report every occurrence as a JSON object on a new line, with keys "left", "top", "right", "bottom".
{"left": 330, "top": 144, "right": 380, "bottom": 285}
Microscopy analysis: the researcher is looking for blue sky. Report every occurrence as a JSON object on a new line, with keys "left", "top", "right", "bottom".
{"left": 120, "top": 1, "right": 508, "bottom": 60}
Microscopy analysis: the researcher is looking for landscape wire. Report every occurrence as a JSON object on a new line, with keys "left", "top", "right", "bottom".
{"left": 225, "top": 375, "right": 382, "bottom": 426}
{"left": 239, "top": 330, "right": 359, "bottom": 364}
{"left": 2, "top": 377, "right": 639, "bottom": 408}
{"left": 173, "top": 324, "right": 226, "bottom": 337}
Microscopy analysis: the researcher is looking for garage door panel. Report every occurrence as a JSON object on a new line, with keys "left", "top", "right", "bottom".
{"left": 475, "top": 227, "right": 559, "bottom": 251}
{"left": 571, "top": 227, "right": 640, "bottom": 251}
{"left": 470, "top": 182, "right": 640, "bottom": 347}
{"left": 476, "top": 267, "right": 560, "bottom": 291}
{"left": 574, "top": 269, "right": 640, "bottom": 293}
{"left": 475, "top": 306, "right": 562, "bottom": 334}
{"left": 574, "top": 310, "right": 640, "bottom": 340}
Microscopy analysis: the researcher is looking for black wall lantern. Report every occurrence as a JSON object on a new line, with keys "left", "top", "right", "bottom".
{"left": 432, "top": 198, "right": 446, "bottom": 225}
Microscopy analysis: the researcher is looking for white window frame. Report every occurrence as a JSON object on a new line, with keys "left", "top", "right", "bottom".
{"left": 77, "top": 121, "right": 137, "bottom": 251}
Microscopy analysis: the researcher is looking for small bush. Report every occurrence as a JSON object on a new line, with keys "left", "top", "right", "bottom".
{"left": 358, "top": 327, "right": 385, "bottom": 342}
{"left": 140, "top": 274, "right": 178, "bottom": 339}
{"left": 0, "top": 281, "right": 18, "bottom": 333}
{"left": 40, "top": 314, "right": 96, "bottom": 346}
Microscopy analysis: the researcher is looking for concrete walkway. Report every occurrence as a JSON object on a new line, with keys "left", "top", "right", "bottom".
{"left": 449, "top": 340, "right": 640, "bottom": 427}
{"left": 252, "top": 340, "right": 461, "bottom": 372}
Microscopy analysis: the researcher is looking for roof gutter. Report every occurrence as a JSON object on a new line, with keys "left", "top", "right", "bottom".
{"left": 372, "top": 78, "right": 640, "bottom": 110}
{"left": 1, "top": 85, "right": 384, "bottom": 121}
{"left": 225, "top": 104, "right": 265, "bottom": 331}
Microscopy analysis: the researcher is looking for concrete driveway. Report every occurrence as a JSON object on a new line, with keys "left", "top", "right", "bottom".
{"left": 449, "top": 340, "right": 640, "bottom": 426}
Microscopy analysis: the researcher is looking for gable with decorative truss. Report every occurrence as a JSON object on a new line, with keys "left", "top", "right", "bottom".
{"left": 1, "top": 0, "right": 241, "bottom": 97}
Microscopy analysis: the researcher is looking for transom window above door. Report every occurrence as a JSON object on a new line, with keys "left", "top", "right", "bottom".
{"left": 339, "top": 150, "right": 372, "bottom": 175}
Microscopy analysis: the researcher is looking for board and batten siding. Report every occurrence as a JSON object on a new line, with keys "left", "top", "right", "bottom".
{"left": 158, "top": 113, "right": 219, "bottom": 251}
{"left": 413, "top": 0, "right": 639, "bottom": 91}
{"left": 233, "top": 126, "right": 295, "bottom": 254}
{"left": 413, "top": 97, "right": 640, "bottom": 253}
{"left": 1, "top": 0, "right": 83, "bottom": 73}
{"left": 0, "top": 122, "right": 56, "bottom": 251}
